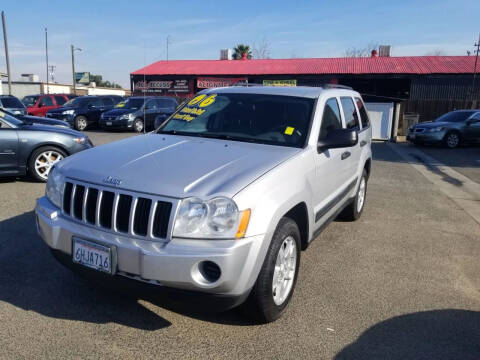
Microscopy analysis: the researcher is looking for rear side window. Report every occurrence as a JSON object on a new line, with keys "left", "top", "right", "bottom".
{"left": 89, "top": 98, "right": 102, "bottom": 107}
{"left": 340, "top": 97, "right": 360, "bottom": 130}
{"left": 0, "top": 97, "right": 24, "bottom": 108}
{"left": 156, "top": 99, "right": 173, "bottom": 108}
{"left": 40, "top": 96, "right": 53, "bottom": 106}
{"left": 355, "top": 97, "right": 370, "bottom": 129}
{"left": 54, "top": 96, "right": 67, "bottom": 106}
{"left": 101, "top": 97, "right": 114, "bottom": 106}
{"left": 319, "top": 98, "right": 342, "bottom": 140}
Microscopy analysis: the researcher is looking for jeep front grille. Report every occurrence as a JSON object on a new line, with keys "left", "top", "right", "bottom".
{"left": 63, "top": 181, "right": 173, "bottom": 240}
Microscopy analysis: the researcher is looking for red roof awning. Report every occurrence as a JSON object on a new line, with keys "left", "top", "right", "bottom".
{"left": 131, "top": 56, "right": 477, "bottom": 76}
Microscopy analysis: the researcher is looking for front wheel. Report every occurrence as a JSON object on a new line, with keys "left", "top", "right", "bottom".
{"left": 133, "top": 118, "right": 144, "bottom": 133}
{"left": 28, "top": 146, "right": 67, "bottom": 182}
{"left": 243, "top": 217, "right": 301, "bottom": 323}
{"left": 444, "top": 131, "right": 460, "bottom": 149}
{"left": 74, "top": 116, "right": 88, "bottom": 131}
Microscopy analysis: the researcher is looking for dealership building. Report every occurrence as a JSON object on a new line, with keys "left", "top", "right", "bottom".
{"left": 130, "top": 55, "right": 479, "bottom": 138}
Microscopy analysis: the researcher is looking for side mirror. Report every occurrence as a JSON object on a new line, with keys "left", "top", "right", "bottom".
{"left": 38, "top": 103, "right": 44, "bottom": 108}
{"left": 317, "top": 128, "right": 358, "bottom": 153}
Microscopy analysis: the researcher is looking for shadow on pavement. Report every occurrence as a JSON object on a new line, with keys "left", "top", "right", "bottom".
{"left": 335, "top": 309, "right": 480, "bottom": 360}
{"left": 0, "top": 211, "right": 252, "bottom": 329}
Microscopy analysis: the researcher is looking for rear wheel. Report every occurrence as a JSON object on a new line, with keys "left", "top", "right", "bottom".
{"left": 444, "top": 131, "right": 460, "bottom": 148}
{"left": 74, "top": 116, "right": 88, "bottom": 131}
{"left": 28, "top": 146, "right": 67, "bottom": 182}
{"left": 339, "top": 169, "right": 368, "bottom": 221}
{"left": 133, "top": 118, "right": 144, "bottom": 133}
{"left": 243, "top": 217, "right": 301, "bottom": 323}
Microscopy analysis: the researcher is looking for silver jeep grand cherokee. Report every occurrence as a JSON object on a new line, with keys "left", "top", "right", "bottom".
{"left": 35, "top": 85, "right": 372, "bottom": 323}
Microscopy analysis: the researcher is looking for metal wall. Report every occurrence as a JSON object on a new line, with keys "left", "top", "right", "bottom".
{"left": 410, "top": 75, "right": 480, "bottom": 101}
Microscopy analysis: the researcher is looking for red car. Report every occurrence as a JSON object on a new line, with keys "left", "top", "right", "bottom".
{"left": 22, "top": 94, "right": 75, "bottom": 117}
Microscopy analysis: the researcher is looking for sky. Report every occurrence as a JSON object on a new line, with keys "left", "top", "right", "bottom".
{"left": 0, "top": 0, "right": 479, "bottom": 88}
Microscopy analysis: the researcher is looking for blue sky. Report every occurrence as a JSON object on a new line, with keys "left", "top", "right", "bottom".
{"left": 0, "top": 0, "right": 479, "bottom": 88}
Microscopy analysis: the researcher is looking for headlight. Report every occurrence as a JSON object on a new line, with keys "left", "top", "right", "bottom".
{"left": 429, "top": 126, "right": 445, "bottom": 132}
{"left": 119, "top": 113, "right": 134, "bottom": 120}
{"left": 45, "top": 166, "right": 65, "bottom": 208}
{"left": 62, "top": 109, "right": 75, "bottom": 115}
{"left": 173, "top": 197, "right": 250, "bottom": 239}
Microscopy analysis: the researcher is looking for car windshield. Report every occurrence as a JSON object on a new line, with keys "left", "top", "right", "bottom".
{"left": 63, "top": 97, "right": 84, "bottom": 108}
{"left": 435, "top": 111, "right": 475, "bottom": 123}
{"left": 22, "top": 96, "right": 39, "bottom": 107}
{"left": 0, "top": 97, "right": 24, "bottom": 108}
{"left": 0, "top": 109, "right": 24, "bottom": 127}
{"left": 116, "top": 98, "right": 144, "bottom": 109}
{"left": 157, "top": 93, "right": 315, "bottom": 148}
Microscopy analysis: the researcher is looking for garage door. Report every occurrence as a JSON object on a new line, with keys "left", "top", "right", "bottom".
{"left": 365, "top": 102, "right": 393, "bottom": 140}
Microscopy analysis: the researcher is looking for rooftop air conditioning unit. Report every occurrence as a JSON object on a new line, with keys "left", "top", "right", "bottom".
{"left": 220, "top": 49, "right": 233, "bottom": 60}
{"left": 379, "top": 45, "right": 391, "bottom": 57}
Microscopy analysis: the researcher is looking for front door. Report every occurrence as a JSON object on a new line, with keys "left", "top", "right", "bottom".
{"left": 0, "top": 119, "right": 19, "bottom": 174}
{"left": 464, "top": 113, "right": 480, "bottom": 143}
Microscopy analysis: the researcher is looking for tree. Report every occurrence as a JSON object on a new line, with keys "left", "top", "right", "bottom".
{"left": 233, "top": 44, "right": 252, "bottom": 60}
{"left": 425, "top": 49, "right": 446, "bottom": 56}
{"left": 252, "top": 38, "right": 271, "bottom": 59}
{"left": 344, "top": 42, "right": 379, "bottom": 57}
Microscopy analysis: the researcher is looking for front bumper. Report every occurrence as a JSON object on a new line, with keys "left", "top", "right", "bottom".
{"left": 99, "top": 118, "right": 133, "bottom": 129}
{"left": 35, "top": 196, "right": 264, "bottom": 298}
{"left": 407, "top": 130, "right": 446, "bottom": 143}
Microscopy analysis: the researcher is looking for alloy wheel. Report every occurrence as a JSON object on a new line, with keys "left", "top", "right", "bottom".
{"left": 446, "top": 133, "right": 459, "bottom": 148}
{"left": 272, "top": 236, "right": 297, "bottom": 306}
{"left": 34, "top": 150, "right": 64, "bottom": 180}
{"left": 357, "top": 176, "right": 366, "bottom": 211}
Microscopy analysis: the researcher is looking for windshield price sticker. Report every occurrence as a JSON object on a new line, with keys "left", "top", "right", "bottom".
{"left": 115, "top": 102, "right": 125, "bottom": 108}
{"left": 176, "top": 94, "right": 217, "bottom": 121}
{"left": 284, "top": 126, "right": 295, "bottom": 135}
{"left": 0, "top": 111, "right": 4, "bottom": 118}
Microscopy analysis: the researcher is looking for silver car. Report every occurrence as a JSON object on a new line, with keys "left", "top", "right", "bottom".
{"left": 35, "top": 86, "right": 372, "bottom": 323}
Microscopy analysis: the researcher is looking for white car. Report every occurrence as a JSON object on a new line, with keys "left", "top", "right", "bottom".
{"left": 36, "top": 85, "right": 372, "bottom": 323}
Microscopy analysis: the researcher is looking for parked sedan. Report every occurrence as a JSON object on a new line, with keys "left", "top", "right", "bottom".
{"left": 0, "top": 95, "right": 27, "bottom": 115}
{"left": 0, "top": 109, "right": 93, "bottom": 181}
{"left": 99, "top": 96, "right": 177, "bottom": 132}
{"left": 407, "top": 110, "right": 480, "bottom": 148}
{"left": 46, "top": 95, "right": 123, "bottom": 131}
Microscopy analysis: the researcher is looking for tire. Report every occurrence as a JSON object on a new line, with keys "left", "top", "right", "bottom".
{"left": 28, "top": 146, "right": 67, "bottom": 182}
{"left": 444, "top": 131, "right": 461, "bottom": 149}
{"left": 133, "top": 118, "right": 144, "bottom": 133}
{"left": 74, "top": 116, "right": 88, "bottom": 131}
{"left": 339, "top": 169, "right": 368, "bottom": 221}
{"left": 243, "top": 217, "right": 301, "bottom": 323}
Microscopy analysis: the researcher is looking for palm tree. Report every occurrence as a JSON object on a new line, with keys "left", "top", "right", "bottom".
{"left": 233, "top": 44, "right": 252, "bottom": 60}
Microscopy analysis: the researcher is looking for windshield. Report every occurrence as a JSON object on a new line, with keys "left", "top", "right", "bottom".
{"left": 63, "top": 97, "right": 84, "bottom": 108}
{"left": 22, "top": 96, "right": 39, "bottom": 107}
{"left": 0, "top": 97, "right": 25, "bottom": 108}
{"left": 116, "top": 98, "right": 145, "bottom": 109}
{"left": 435, "top": 111, "right": 475, "bottom": 123}
{"left": 0, "top": 110, "right": 24, "bottom": 127}
{"left": 157, "top": 93, "right": 315, "bottom": 148}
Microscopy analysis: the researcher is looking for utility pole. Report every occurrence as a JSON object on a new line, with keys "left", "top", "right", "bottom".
{"left": 71, "top": 45, "right": 81, "bottom": 95}
{"left": 472, "top": 33, "right": 480, "bottom": 100}
{"left": 166, "top": 35, "right": 172, "bottom": 61}
{"left": 48, "top": 65, "right": 56, "bottom": 83}
{"left": 45, "top": 28, "right": 49, "bottom": 94}
{"left": 1, "top": 11, "right": 11, "bottom": 95}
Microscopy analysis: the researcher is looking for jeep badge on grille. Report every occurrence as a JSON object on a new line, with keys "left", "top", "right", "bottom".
{"left": 102, "top": 176, "right": 122, "bottom": 186}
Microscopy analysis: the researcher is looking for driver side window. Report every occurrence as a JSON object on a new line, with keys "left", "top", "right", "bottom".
{"left": 40, "top": 96, "right": 53, "bottom": 106}
{"left": 319, "top": 98, "right": 342, "bottom": 140}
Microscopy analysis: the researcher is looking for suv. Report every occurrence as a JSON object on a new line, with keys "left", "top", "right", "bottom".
{"left": 407, "top": 110, "right": 480, "bottom": 148}
{"left": 99, "top": 96, "right": 177, "bottom": 132}
{"left": 45, "top": 95, "right": 123, "bottom": 130}
{"left": 22, "top": 94, "right": 74, "bottom": 117}
{"left": 0, "top": 95, "right": 27, "bottom": 115}
{"left": 35, "top": 86, "right": 372, "bottom": 323}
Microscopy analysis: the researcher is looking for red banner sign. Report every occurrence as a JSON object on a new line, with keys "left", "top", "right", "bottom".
{"left": 197, "top": 77, "right": 247, "bottom": 89}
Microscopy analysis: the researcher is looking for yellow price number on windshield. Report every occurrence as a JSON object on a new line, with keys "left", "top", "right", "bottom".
{"left": 198, "top": 94, "right": 217, "bottom": 107}
{"left": 187, "top": 94, "right": 217, "bottom": 108}
{"left": 188, "top": 94, "right": 206, "bottom": 106}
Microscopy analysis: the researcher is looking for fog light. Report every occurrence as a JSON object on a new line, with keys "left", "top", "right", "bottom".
{"left": 199, "top": 261, "right": 221, "bottom": 283}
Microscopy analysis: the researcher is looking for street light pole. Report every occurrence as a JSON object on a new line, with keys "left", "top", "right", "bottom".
{"left": 71, "top": 45, "right": 81, "bottom": 95}
{"left": 472, "top": 33, "right": 480, "bottom": 101}
{"left": 45, "top": 28, "right": 49, "bottom": 94}
{"left": 2, "top": 11, "right": 12, "bottom": 95}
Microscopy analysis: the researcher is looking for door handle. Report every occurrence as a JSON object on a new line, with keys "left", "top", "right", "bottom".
{"left": 341, "top": 151, "right": 351, "bottom": 160}
{"left": 360, "top": 140, "right": 367, "bottom": 147}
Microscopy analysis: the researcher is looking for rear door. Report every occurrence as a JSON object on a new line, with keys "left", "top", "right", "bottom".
{"left": 354, "top": 97, "right": 372, "bottom": 157}
{"left": 143, "top": 99, "right": 158, "bottom": 128}
{"left": 86, "top": 97, "right": 103, "bottom": 121}
{"left": 464, "top": 112, "right": 480, "bottom": 143}
{"left": 54, "top": 95, "right": 67, "bottom": 109}
{"left": 0, "top": 118, "right": 19, "bottom": 174}
{"left": 38, "top": 95, "right": 55, "bottom": 116}
{"left": 339, "top": 96, "right": 362, "bottom": 183}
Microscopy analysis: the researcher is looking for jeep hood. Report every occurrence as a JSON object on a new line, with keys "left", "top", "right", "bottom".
{"left": 58, "top": 134, "right": 301, "bottom": 198}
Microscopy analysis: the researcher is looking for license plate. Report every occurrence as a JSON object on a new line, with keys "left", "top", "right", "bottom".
{"left": 106, "top": 121, "right": 112, "bottom": 126}
{"left": 72, "top": 238, "right": 113, "bottom": 274}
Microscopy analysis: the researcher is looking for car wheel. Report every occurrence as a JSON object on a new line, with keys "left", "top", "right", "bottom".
{"left": 133, "top": 118, "right": 144, "bottom": 133}
{"left": 339, "top": 168, "right": 368, "bottom": 221}
{"left": 28, "top": 146, "right": 67, "bottom": 182}
{"left": 74, "top": 116, "right": 88, "bottom": 131}
{"left": 444, "top": 131, "right": 460, "bottom": 149}
{"left": 243, "top": 217, "right": 301, "bottom": 323}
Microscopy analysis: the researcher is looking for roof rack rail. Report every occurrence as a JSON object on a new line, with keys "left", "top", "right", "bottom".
{"left": 322, "top": 84, "right": 353, "bottom": 90}
{"left": 230, "top": 82, "right": 263, "bottom": 87}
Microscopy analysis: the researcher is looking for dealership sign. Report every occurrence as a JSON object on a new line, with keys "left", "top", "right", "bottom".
{"left": 263, "top": 79, "right": 297, "bottom": 87}
{"left": 197, "top": 77, "right": 247, "bottom": 88}
{"left": 134, "top": 79, "right": 192, "bottom": 93}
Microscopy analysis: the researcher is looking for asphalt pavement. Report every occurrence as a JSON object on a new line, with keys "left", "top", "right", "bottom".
{"left": 0, "top": 133, "right": 479, "bottom": 359}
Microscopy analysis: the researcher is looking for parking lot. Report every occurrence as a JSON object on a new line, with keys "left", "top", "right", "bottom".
{"left": 0, "top": 132, "right": 479, "bottom": 359}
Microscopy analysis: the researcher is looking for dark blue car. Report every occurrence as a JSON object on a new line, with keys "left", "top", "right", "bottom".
{"left": 99, "top": 96, "right": 177, "bottom": 132}
{"left": 45, "top": 95, "right": 123, "bottom": 131}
